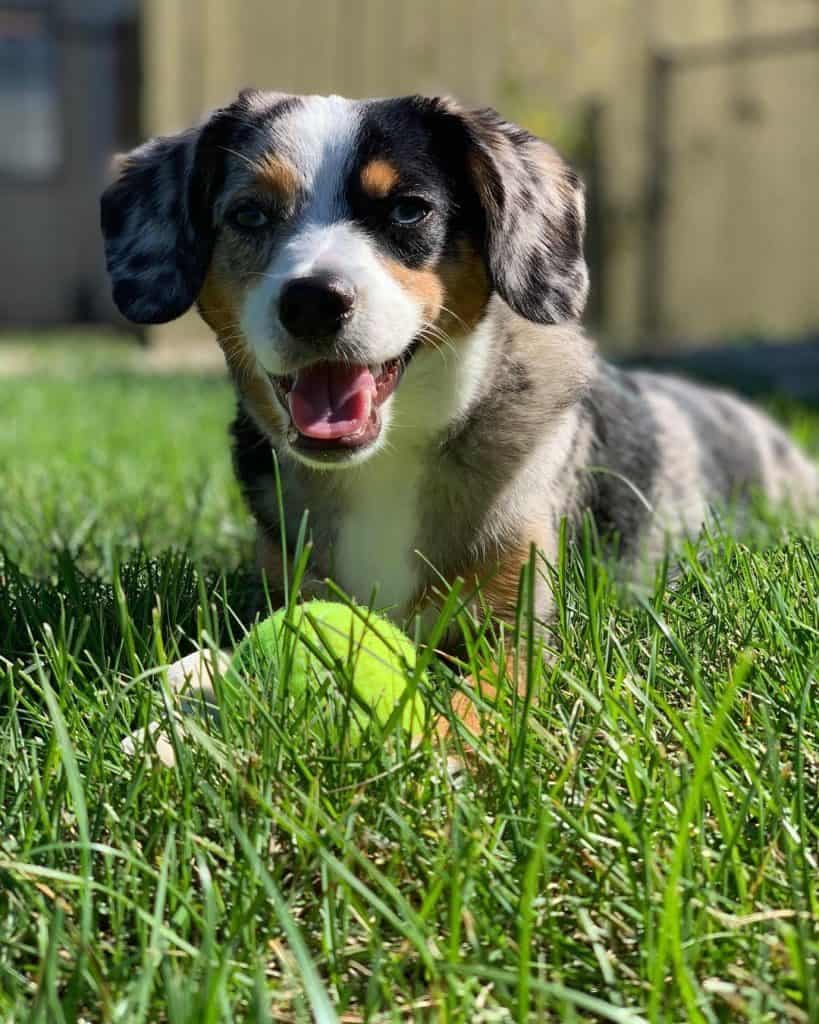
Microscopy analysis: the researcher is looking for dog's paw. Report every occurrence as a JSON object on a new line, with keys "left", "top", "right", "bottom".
{"left": 120, "top": 648, "right": 230, "bottom": 766}
{"left": 121, "top": 720, "right": 179, "bottom": 767}
{"left": 164, "top": 648, "right": 230, "bottom": 714}
{"left": 435, "top": 687, "right": 490, "bottom": 742}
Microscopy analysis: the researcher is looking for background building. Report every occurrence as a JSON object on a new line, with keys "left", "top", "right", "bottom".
{"left": 0, "top": 0, "right": 139, "bottom": 328}
{"left": 2, "top": 0, "right": 819, "bottom": 349}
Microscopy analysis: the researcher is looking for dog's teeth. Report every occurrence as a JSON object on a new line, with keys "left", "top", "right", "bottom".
{"left": 287, "top": 427, "right": 299, "bottom": 444}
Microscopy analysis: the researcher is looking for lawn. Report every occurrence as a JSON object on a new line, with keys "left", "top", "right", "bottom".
{"left": 1, "top": 339, "right": 818, "bottom": 1022}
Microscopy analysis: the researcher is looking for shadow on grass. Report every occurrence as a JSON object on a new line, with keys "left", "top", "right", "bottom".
{"left": 621, "top": 335, "right": 819, "bottom": 409}
{"left": 0, "top": 547, "right": 260, "bottom": 669}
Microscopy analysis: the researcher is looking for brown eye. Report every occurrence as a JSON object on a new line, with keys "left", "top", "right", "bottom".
{"left": 230, "top": 202, "right": 270, "bottom": 231}
{"left": 389, "top": 197, "right": 431, "bottom": 227}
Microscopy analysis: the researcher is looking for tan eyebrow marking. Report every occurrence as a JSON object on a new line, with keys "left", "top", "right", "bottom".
{"left": 360, "top": 158, "right": 399, "bottom": 198}
{"left": 253, "top": 155, "right": 299, "bottom": 201}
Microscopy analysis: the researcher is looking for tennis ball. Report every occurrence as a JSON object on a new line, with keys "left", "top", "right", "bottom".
{"left": 229, "top": 600, "right": 427, "bottom": 738}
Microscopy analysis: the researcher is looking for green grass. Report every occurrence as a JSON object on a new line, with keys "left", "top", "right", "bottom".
{"left": 1, "top": 342, "right": 819, "bottom": 1022}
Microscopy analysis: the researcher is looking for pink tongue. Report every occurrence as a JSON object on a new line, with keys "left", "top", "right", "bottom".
{"left": 288, "top": 363, "right": 376, "bottom": 440}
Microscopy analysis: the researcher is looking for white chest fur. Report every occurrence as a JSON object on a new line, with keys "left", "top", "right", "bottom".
{"left": 330, "top": 450, "right": 424, "bottom": 617}
{"left": 328, "top": 322, "right": 497, "bottom": 615}
{"left": 306, "top": 318, "right": 497, "bottom": 617}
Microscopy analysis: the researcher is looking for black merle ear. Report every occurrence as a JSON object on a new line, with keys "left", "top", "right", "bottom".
{"left": 435, "top": 100, "right": 589, "bottom": 325}
{"left": 100, "top": 102, "right": 244, "bottom": 324}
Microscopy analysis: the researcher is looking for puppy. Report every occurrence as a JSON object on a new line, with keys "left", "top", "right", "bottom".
{"left": 101, "top": 90, "right": 817, "bottom": 655}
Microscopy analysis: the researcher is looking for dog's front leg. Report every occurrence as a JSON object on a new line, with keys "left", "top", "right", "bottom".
{"left": 435, "top": 540, "right": 552, "bottom": 743}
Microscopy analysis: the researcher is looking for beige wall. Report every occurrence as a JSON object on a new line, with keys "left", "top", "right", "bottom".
{"left": 144, "top": 0, "right": 819, "bottom": 348}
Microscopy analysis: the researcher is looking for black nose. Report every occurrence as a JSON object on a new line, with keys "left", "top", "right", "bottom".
{"left": 278, "top": 273, "right": 356, "bottom": 340}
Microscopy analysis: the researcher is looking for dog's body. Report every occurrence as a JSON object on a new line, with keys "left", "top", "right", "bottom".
{"left": 234, "top": 320, "right": 816, "bottom": 629}
{"left": 101, "top": 91, "right": 817, "bottom": 638}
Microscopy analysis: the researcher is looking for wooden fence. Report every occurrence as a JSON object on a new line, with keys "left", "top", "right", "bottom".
{"left": 144, "top": 0, "right": 819, "bottom": 347}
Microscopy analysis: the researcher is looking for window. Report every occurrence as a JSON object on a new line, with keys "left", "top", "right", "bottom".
{"left": 0, "top": 7, "right": 60, "bottom": 176}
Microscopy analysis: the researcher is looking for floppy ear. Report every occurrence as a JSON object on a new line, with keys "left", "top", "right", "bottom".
{"left": 100, "top": 99, "right": 249, "bottom": 325}
{"left": 436, "top": 101, "right": 589, "bottom": 325}
{"left": 101, "top": 127, "right": 209, "bottom": 324}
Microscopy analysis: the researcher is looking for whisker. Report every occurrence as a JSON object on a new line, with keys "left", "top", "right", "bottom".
{"left": 218, "top": 109, "right": 290, "bottom": 148}
{"left": 416, "top": 334, "right": 447, "bottom": 360}
{"left": 214, "top": 332, "right": 250, "bottom": 346}
{"left": 215, "top": 145, "right": 260, "bottom": 172}
{"left": 197, "top": 311, "right": 242, "bottom": 321}
{"left": 437, "top": 303, "right": 469, "bottom": 331}
{"left": 421, "top": 317, "right": 457, "bottom": 341}
{"left": 422, "top": 328, "right": 456, "bottom": 351}
{"left": 246, "top": 271, "right": 287, "bottom": 283}
{"left": 418, "top": 324, "right": 457, "bottom": 359}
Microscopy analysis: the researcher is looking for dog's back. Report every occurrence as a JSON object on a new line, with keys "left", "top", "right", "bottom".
{"left": 576, "top": 362, "right": 817, "bottom": 567}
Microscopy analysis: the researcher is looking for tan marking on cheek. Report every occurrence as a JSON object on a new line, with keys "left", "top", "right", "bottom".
{"left": 380, "top": 257, "right": 444, "bottom": 323}
{"left": 253, "top": 154, "right": 299, "bottom": 204}
{"left": 198, "top": 268, "right": 285, "bottom": 435}
{"left": 381, "top": 242, "right": 489, "bottom": 343}
{"left": 198, "top": 267, "right": 245, "bottom": 336}
{"left": 360, "top": 159, "right": 399, "bottom": 198}
{"left": 436, "top": 240, "right": 490, "bottom": 335}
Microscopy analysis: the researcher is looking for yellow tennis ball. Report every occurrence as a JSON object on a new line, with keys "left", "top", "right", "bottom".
{"left": 230, "top": 600, "right": 427, "bottom": 738}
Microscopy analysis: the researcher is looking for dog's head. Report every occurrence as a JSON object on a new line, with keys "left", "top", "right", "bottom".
{"left": 102, "top": 91, "right": 588, "bottom": 468}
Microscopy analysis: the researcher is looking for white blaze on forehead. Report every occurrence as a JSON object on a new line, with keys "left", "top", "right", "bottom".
{"left": 217, "top": 95, "right": 361, "bottom": 221}
{"left": 274, "top": 94, "right": 361, "bottom": 221}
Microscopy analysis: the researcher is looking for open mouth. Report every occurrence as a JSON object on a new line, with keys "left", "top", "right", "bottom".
{"left": 270, "top": 343, "right": 418, "bottom": 455}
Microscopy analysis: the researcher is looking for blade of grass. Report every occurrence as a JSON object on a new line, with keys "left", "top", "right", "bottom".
{"left": 231, "top": 820, "right": 338, "bottom": 1024}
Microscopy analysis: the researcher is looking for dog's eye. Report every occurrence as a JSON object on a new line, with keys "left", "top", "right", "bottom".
{"left": 389, "top": 197, "right": 431, "bottom": 227}
{"left": 230, "top": 203, "right": 270, "bottom": 231}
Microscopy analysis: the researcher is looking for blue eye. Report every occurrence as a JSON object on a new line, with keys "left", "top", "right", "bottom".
{"left": 230, "top": 203, "right": 270, "bottom": 230}
{"left": 389, "top": 197, "right": 431, "bottom": 227}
